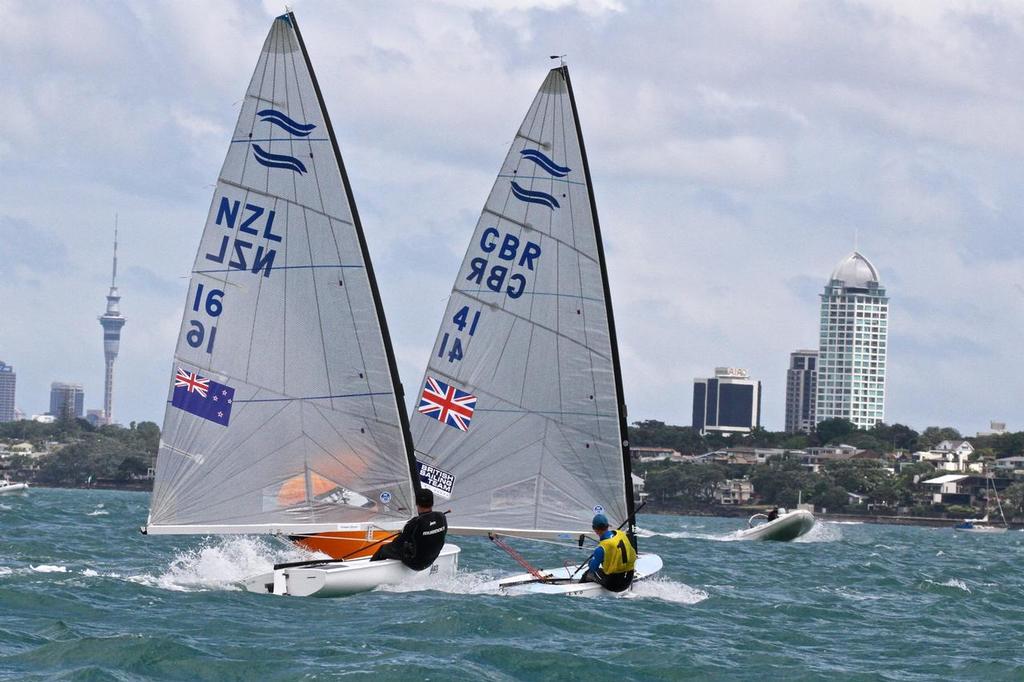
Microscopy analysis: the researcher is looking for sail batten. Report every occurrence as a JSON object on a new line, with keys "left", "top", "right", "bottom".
{"left": 147, "top": 13, "right": 417, "bottom": 534}
{"left": 411, "top": 67, "right": 631, "bottom": 537}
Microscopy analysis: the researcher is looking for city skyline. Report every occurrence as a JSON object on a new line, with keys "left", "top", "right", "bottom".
{"left": 2, "top": 2, "right": 1023, "bottom": 433}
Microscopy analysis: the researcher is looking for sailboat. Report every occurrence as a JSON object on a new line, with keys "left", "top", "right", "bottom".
{"left": 145, "top": 12, "right": 459, "bottom": 597}
{"left": 954, "top": 473, "right": 1009, "bottom": 534}
{"left": 410, "top": 64, "right": 662, "bottom": 595}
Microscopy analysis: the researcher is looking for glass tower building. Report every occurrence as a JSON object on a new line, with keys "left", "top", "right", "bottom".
{"left": 784, "top": 350, "right": 817, "bottom": 434}
{"left": 0, "top": 362, "right": 15, "bottom": 423}
{"left": 815, "top": 252, "right": 888, "bottom": 430}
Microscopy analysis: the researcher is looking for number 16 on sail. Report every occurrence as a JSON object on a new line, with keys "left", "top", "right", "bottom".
{"left": 186, "top": 283, "right": 225, "bottom": 354}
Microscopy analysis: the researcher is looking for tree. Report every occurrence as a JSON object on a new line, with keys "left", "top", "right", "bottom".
{"left": 815, "top": 418, "right": 856, "bottom": 445}
{"left": 918, "top": 427, "right": 961, "bottom": 450}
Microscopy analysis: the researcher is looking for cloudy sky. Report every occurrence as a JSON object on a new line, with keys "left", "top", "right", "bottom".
{"left": 2, "top": 0, "right": 1023, "bottom": 434}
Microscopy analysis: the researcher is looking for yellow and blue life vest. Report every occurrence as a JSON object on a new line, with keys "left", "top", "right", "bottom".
{"left": 597, "top": 529, "right": 637, "bottom": 574}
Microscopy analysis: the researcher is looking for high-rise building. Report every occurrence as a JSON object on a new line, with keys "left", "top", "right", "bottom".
{"left": 0, "top": 361, "right": 15, "bottom": 423}
{"left": 784, "top": 350, "right": 817, "bottom": 434}
{"left": 50, "top": 382, "right": 85, "bottom": 420}
{"left": 692, "top": 367, "right": 761, "bottom": 435}
{"left": 98, "top": 219, "right": 126, "bottom": 425}
{"left": 815, "top": 251, "right": 888, "bottom": 430}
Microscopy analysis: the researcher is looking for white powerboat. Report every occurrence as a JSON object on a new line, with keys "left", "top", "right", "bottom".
{"left": 0, "top": 479, "right": 29, "bottom": 494}
{"left": 734, "top": 509, "right": 815, "bottom": 541}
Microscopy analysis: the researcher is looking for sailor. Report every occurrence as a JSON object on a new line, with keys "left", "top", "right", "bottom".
{"left": 767, "top": 507, "right": 779, "bottom": 522}
{"left": 370, "top": 489, "right": 448, "bottom": 570}
{"left": 580, "top": 513, "right": 636, "bottom": 592}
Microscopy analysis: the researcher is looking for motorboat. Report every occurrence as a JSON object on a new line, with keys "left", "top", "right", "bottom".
{"left": 734, "top": 509, "right": 815, "bottom": 541}
{"left": 0, "top": 479, "right": 29, "bottom": 494}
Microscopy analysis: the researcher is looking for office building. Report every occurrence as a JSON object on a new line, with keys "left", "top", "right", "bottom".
{"left": 0, "top": 361, "right": 15, "bottom": 423}
{"left": 98, "top": 220, "right": 126, "bottom": 425}
{"left": 785, "top": 350, "right": 817, "bottom": 434}
{"left": 692, "top": 367, "right": 761, "bottom": 435}
{"left": 50, "top": 382, "right": 85, "bottom": 421}
{"left": 815, "top": 251, "right": 888, "bottom": 430}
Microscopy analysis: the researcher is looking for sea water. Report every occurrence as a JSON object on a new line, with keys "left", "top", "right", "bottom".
{"left": 1, "top": 488, "right": 1022, "bottom": 680}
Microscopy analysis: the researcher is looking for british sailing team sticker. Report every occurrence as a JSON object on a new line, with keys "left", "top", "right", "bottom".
{"left": 379, "top": 491, "right": 392, "bottom": 504}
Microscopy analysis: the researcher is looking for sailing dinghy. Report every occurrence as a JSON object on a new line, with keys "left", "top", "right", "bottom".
{"left": 144, "top": 12, "right": 458, "bottom": 597}
{"left": 410, "top": 65, "right": 661, "bottom": 595}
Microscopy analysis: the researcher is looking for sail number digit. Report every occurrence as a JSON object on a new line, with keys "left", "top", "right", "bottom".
{"left": 437, "top": 305, "right": 480, "bottom": 363}
{"left": 186, "top": 283, "right": 225, "bottom": 354}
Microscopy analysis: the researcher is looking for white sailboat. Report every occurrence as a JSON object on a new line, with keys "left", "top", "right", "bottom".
{"left": 954, "top": 473, "right": 1009, "bottom": 534}
{"left": 410, "top": 64, "right": 662, "bottom": 595}
{"left": 145, "top": 12, "right": 458, "bottom": 597}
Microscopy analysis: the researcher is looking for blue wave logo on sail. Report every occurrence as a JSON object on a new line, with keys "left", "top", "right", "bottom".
{"left": 510, "top": 181, "right": 560, "bottom": 209}
{"left": 251, "top": 144, "right": 307, "bottom": 174}
{"left": 257, "top": 109, "right": 316, "bottom": 137}
{"left": 520, "top": 149, "right": 571, "bottom": 177}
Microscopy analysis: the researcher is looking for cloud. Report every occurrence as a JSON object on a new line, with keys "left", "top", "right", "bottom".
{"left": 2, "top": 0, "right": 1023, "bottom": 436}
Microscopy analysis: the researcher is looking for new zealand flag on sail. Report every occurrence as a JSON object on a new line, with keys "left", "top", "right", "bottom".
{"left": 171, "top": 368, "right": 235, "bottom": 427}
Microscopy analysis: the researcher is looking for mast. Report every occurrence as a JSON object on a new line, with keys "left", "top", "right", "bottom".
{"left": 561, "top": 65, "right": 637, "bottom": 535}
{"left": 287, "top": 12, "right": 421, "bottom": 497}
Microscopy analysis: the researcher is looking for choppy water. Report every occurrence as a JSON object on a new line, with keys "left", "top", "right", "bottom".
{"left": 1, "top": 489, "right": 1022, "bottom": 680}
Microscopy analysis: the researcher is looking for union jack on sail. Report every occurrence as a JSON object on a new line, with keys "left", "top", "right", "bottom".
{"left": 418, "top": 377, "right": 476, "bottom": 432}
{"left": 175, "top": 368, "right": 210, "bottom": 398}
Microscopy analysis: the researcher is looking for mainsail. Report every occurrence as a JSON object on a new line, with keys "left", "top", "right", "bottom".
{"left": 146, "top": 13, "right": 417, "bottom": 535}
{"left": 411, "top": 66, "right": 635, "bottom": 538}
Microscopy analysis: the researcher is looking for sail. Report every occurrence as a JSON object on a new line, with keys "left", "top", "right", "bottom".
{"left": 147, "top": 13, "right": 416, "bottom": 535}
{"left": 411, "top": 67, "right": 634, "bottom": 537}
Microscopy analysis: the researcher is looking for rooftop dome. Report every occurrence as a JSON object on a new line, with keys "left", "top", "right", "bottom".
{"left": 829, "top": 251, "right": 880, "bottom": 288}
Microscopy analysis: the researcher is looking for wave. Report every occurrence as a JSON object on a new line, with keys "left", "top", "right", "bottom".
{"left": 257, "top": 108, "right": 316, "bottom": 137}
{"left": 128, "top": 536, "right": 319, "bottom": 593}
{"left": 520, "top": 149, "right": 571, "bottom": 177}
{"left": 252, "top": 144, "right": 308, "bottom": 174}
{"left": 794, "top": 522, "right": 842, "bottom": 543}
{"left": 510, "top": 181, "right": 559, "bottom": 209}
{"left": 87, "top": 510, "right": 109, "bottom": 516}
{"left": 31, "top": 564, "right": 68, "bottom": 573}
{"left": 921, "top": 577, "right": 971, "bottom": 594}
{"left": 621, "top": 577, "right": 709, "bottom": 604}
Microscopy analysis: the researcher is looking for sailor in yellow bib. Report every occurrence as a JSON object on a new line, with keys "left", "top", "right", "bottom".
{"left": 581, "top": 513, "right": 636, "bottom": 592}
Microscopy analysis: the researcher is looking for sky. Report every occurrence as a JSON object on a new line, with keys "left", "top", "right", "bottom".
{"left": 2, "top": 0, "right": 1023, "bottom": 434}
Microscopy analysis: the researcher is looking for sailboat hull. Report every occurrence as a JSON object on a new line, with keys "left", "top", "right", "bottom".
{"left": 291, "top": 529, "right": 400, "bottom": 559}
{"left": 476, "top": 552, "right": 663, "bottom": 596}
{"left": 241, "top": 543, "right": 460, "bottom": 597}
{"left": 0, "top": 482, "right": 28, "bottom": 494}
{"left": 733, "top": 510, "right": 815, "bottom": 541}
{"left": 954, "top": 525, "right": 1008, "bottom": 534}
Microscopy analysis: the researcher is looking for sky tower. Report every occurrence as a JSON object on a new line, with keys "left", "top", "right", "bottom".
{"left": 98, "top": 217, "right": 126, "bottom": 425}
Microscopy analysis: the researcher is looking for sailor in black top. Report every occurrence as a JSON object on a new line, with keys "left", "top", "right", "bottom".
{"left": 370, "top": 488, "right": 447, "bottom": 570}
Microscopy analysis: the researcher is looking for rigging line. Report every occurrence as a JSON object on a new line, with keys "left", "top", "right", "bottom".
{"left": 488, "top": 533, "right": 551, "bottom": 583}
